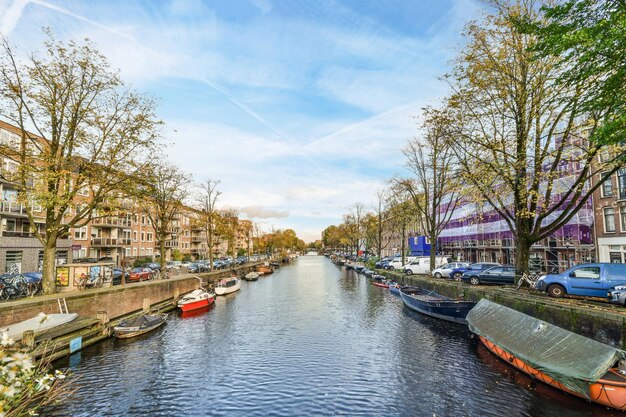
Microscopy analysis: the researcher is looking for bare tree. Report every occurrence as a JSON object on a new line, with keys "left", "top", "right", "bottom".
{"left": 195, "top": 179, "right": 221, "bottom": 268}
{"left": 395, "top": 108, "right": 461, "bottom": 271}
{"left": 135, "top": 160, "right": 190, "bottom": 269}
{"left": 0, "top": 33, "right": 160, "bottom": 293}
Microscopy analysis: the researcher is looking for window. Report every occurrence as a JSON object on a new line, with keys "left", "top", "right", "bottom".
{"left": 141, "top": 232, "right": 145, "bottom": 242}
{"left": 125, "top": 248, "right": 131, "bottom": 256}
{"left": 618, "top": 169, "right": 626, "bottom": 200}
{"left": 5, "top": 251, "right": 22, "bottom": 273}
{"left": 133, "top": 248, "right": 137, "bottom": 256}
{"left": 133, "top": 231, "right": 138, "bottom": 242}
{"left": 621, "top": 207, "right": 626, "bottom": 233}
{"left": 140, "top": 248, "right": 145, "bottom": 256}
{"left": 571, "top": 266, "right": 600, "bottom": 279}
{"left": 74, "top": 227, "right": 87, "bottom": 240}
{"left": 146, "top": 248, "right": 153, "bottom": 256}
{"left": 602, "top": 173, "right": 613, "bottom": 197}
{"left": 605, "top": 207, "right": 616, "bottom": 233}
{"left": 147, "top": 233, "right": 153, "bottom": 242}
{"left": 141, "top": 215, "right": 146, "bottom": 226}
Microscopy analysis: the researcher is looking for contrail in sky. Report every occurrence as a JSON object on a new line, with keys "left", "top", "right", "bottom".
{"left": 4, "top": 0, "right": 334, "bottom": 178}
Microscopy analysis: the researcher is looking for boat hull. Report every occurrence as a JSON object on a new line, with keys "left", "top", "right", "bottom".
{"left": 178, "top": 297, "right": 214, "bottom": 312}
{"left": 215, "top": 278, "right": 241, "bottom": 295}
{"left": 399, "top": 287, "right": 475, "bottom": 324}
{"left": 1, "top": 313, "right": 78, "bottom": 341}
{"left": 372, "top": 282, "right": 389, "bottom": 288}
{"left": 479, "top": 336, "right": 626, "bottom": 411}
{"left": 113, "top": 315, "right": 166, "bottom": 339}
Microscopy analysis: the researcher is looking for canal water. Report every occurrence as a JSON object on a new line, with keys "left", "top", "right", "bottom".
{"left": 50, "top": 257, "right": 618, "bottom": 416}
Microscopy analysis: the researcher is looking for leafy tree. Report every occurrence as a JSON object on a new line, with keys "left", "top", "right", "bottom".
{"left": 0, "top": 33, "right": 159, "bottom": 293}
{"left": 446, "top": 0, "right": 625, "bottom": 276}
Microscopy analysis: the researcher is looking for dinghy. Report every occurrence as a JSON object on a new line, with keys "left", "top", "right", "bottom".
{"left": 0, "top": 312, "right": 78, "bottom": 341}
{"left": 177, "top": 288, "right": 215, "bottom": 312}
{"left": 113, "top": 314, "right": 167, "bottom": 338}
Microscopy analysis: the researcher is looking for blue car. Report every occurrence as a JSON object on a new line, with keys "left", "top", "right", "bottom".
{"left": 449, "top": 262, "right": 500, "bottom": 281}
{"left": 536, "top": 263, "right": 626, "bottom": 298}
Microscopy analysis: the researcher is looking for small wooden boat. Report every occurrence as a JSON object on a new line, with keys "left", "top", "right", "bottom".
{"left": 215, "top": 276, "right": 241, "bottom": 295}
{"left": 1, "top": 313, "right": 78, "bottom": 341}
{"left": 371, "top": 274, "right": 386, "bottom": 280}
{"left": 244, "top": 272, "right": 259, "bottom": 281}
{"left": 177, "top": 288, "right": 215, "bottom": 312}
{"left": 256, "top": 265, "right": 273, "bottom": 275}
{"left": 399, "top": 286, "right": 476, "bottom": 324}
{"left": 372, "top": 276, "right": 390, "bottom": 288}
{"left": 389, "top": 282, "right": 401, "bottom": 295}
{"left": 362, "top": 268, "right": 374, "bottom": 277}
{"left": 113, "top": 314, "right": 167, "bottom": 338}
{"left": 467, "top": 299, "right": 626, "bottom": 411}
{"left": 354, "top": 265, "right": 365, "bottom": 272}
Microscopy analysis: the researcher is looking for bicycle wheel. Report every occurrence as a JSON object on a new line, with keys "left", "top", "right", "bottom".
{"left": 95, "top": 277, "right": 104, "bottom": 288}
{"left": 0, "top": 289, "right": 9, "bottom": 301}
{"left": 77, "top": 278, "right": 87, "bottom": 291}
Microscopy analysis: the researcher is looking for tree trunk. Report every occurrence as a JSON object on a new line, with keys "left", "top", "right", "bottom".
{"left": 429, "top": 231, "right": 436, "bottom": 274}
{"left": 515, "top": 236, "right": 532, "bottom": 283}
{"left": 159, "top": 237, "right": 166, "bottom": 268}
{"left": 42, "top": 241, "right": 57, "bottom": 295}
{"left": 401, "top": 223, "right": 406, "bottom": 266}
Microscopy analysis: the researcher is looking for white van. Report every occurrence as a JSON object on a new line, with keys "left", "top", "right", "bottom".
{"left": 387, "top": 256, "right": 418, "bottom": 270}
{"left": 403, "top": 256, "right": 450, "bottom": 275}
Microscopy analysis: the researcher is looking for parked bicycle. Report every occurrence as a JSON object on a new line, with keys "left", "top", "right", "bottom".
{"left": 516, "top": 272, "right": 541, "bottom": 290}
{"left": 76, "top": 273, "right": 104, "bottom": 291}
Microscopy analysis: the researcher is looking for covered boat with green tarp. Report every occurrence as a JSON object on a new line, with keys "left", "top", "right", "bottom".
{"left": 467, "top": 299, "right": 626, "bottom": 411}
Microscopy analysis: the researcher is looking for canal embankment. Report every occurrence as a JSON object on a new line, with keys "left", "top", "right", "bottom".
{"left": 0, "top": 262, "right": 264, "bottom": 360}
{"left": 380, "top": 269, "right": 626, "bottom": 348}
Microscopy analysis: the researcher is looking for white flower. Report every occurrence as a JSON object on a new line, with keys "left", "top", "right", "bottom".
{"left": 0, "top": 384, "right": 17, "bottom": 397}
{"left": 0, "top": 332, "right": 14, "bottom": 347}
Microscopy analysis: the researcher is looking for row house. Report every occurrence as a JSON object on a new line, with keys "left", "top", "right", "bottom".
{"left": 591, "top": 164, "right": 626, "bottom": 263}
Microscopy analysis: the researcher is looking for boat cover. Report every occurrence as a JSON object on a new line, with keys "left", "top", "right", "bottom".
{"left": 118, "top": 314, "right": 163, "bottom": 330}
{"left": 467, "top": 299, "right": 625, "bottom": 399}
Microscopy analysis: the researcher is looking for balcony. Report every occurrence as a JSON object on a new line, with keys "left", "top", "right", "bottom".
{"left": 92, "top": 217, "right": 132, "bottom": 228}
{"left": 165, "top": 226, "right": 181, "bottom": 234}
{"left": 0, "top": 201, "right": 27, "bottom": 216}
{"left": 1, "top": 230, "right": 43, "bottom": 238}
{"left": 165, "top": 240, "right": 179, "bottom": 248}
{"left": 191, "top": 236, "right": 205, "bottom": 243}
{"left": 91, "top": 237, "right": 131, "bottom": 247}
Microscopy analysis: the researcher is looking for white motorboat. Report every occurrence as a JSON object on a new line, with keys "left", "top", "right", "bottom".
{"left": 177, "top": 288, "right": 215, "bottom": 312}
{"left": 215, "top": 276, "right": 241, "bottom": 295}
{"left": 0, "top": 312, "right": 78, "bottom": 341}
{"left": 244, "top": 272, "right": 259, "bottom": 281}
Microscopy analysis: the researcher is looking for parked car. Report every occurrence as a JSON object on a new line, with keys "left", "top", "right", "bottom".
{"left": 128, "top": 267, "right": 152, "bottom": 282}
{"left": 462, "top": 265, "right": 517, "bottom": 285}
{"left": 536, "top": 263, "right": 626, "bottom": 298}
{"left": 432, "top": 262, "right": 470, "bottom": 279}
{"left": 142, "top": 262, "right": 161, "bottom": 271}
{"left": 165, "top": 261, "right": 182, "bottom": 271}
{"left": 387, "top": 256, "right": 419, "bottom": 270}
{"left": 375, "top": 257, "right": 394, "bottom": 269}
{"left": 449, "top": 262, "right": 500, "bottom": 281}
{"left": 112, "top": 267, "right": 129, "bottom": 285}
{"left": 404, "top": 257, "right": 450, "bottom": 275}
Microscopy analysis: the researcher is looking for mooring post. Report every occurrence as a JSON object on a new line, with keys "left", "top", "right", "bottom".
{"left": 97, "top": 311, "right": 109, "bottom": 325}
{"left": 22, "top": 330, "right": 35, "bottom": 350}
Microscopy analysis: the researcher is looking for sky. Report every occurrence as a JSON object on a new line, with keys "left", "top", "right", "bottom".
{"left": 0, "top": 0, "right": 484, "bottom": 242}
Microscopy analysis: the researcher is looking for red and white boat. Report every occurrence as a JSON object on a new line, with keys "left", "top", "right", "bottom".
{"left": 177, "top": 288, "right": 215, "bottom": 312}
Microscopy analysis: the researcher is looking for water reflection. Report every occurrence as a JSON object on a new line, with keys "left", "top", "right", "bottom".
{"left": 47, "top": 257, "right": 613, "bottom": 416}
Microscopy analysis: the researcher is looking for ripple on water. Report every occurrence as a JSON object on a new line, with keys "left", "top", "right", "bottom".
{"left": 48, "top": 257, "right": 616, "bottom": 417}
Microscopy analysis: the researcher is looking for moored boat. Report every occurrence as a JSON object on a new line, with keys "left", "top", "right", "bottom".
{"left": 389, "top": 282, "right": 401, "bottom": 295}
{"left": 372, "top": 276, "right": 390, "bottom": 288}
{"left": 177, "top": 288, "right": 215, "bottom": 312}
{"left": 256, "top": 265, "right": 273, "bottom": 275}
{"left": 399, "top": 286, "right": 476, "bottom": 324}
{"left": 244, "top": 272, "right": 259, "bottom": 281}
{"left": 113, "top": 314, "right": 167, "bottom": 338}
{"left": 1, "top": 312, "right": 78, "bottom": 341}
{"left": 215, "top": 276, "right": 241, "bottom": 295}
{"left": 467, "top": 299, "right": 626, "bottom": 412}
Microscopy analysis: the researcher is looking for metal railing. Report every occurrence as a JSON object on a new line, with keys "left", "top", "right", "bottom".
{"left": 91, "top": 237, "right": 132, "bottom": 247}
{"left": 92, "top": 217, "right": 132, "bottom": 228}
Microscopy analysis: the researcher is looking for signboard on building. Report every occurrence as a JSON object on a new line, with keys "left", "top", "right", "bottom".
{"left": 56, "top": 266, "right": 69, "bottom": 286}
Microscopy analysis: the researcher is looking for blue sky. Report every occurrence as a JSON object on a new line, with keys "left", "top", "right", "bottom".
{"left": 0, "top": 0, "right": 484, "bottom": 241}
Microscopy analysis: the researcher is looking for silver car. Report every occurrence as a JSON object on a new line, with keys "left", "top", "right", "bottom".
{"left": 431, "top": 262, "right": 470, "bottom": 279}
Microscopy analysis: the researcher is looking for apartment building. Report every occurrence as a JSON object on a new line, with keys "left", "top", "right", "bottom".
{"left": 591, "top": 162, "right": 626, "bottom": 263}
{"left": 0, "top": 121, "right": 72, "bottom": 273}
